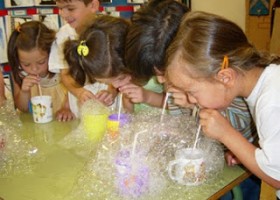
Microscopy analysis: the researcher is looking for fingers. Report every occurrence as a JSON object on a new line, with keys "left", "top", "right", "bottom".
{"left": 96, "top": 91, "right": 114, "bottom": 106}
{"left": 56, "top": 110, "right": 76, "bottom": 122}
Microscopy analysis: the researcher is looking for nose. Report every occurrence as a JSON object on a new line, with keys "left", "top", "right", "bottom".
{"left": 30, "top": 64, "right": 39, "bottom": 74}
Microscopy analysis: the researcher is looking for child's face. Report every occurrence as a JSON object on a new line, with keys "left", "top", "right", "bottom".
{"left": 57, "top": 0, "right": 98, "bottom": 31}
{"left": 18, "top": 48, "right": 49, "bottom": 78}
{"left": 167, "top": 55, "right": 231, "bottom": 110}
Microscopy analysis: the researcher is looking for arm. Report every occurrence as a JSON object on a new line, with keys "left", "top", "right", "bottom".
{"left": 199, "top": 108, "right": 280, "bottom": 189}
{"left": 60, "top": 69, "right": 95, "bottom": 104}
{"left": 12, "top": 74, "right": 39, "bottom": 112}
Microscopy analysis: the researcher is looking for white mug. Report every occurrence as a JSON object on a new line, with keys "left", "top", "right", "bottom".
{"left": 168, "top": 148, "right": 206, "bottom": 186}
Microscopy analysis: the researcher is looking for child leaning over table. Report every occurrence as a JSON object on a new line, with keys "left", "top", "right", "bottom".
{"left": 165, "top": 11, "right": 280, "bottom": 199}
{"left": 64, "top": 15, "right": 165, "bottom": 113}
{"left": 7, "top": 21, "right": 75, "bottom": 122}
{"left": 49, "top": 0, "right": 115, "bottom": 117}
{"left": 125, "top": 1, "right": 260, "bottom": 199}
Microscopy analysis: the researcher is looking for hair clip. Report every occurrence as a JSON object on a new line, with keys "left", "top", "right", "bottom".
{"left": 221, "top": 55, "right": 229, "bottom": 70}
{"left": 15, "top": 25, "right": 21, "bottom": 33}
{"left": 77, "top": 40, "right": 89, "bottom": 56}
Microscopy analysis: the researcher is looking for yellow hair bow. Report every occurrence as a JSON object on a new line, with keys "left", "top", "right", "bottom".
{"left": 77, "top": 40, "right": 89, "bottom": 56}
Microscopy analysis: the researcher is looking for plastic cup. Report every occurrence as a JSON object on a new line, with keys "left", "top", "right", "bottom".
{"left": 107, "top": 113, "right": 129, "bottom": 139}
{"left": 83, "top": 114, "right": 108, "bottom": 142}
{"left": 31, "top": 95, "right": 53, "bottom": 123}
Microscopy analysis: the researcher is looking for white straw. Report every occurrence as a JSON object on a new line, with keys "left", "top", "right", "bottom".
{"left": 38, "top": 83, "right": 43, "bottom": 97}
{"left": 160, "top": 92, "right": 170, "bottom": 122}
{"left": 193, "top": 124, "right": 201, "bottom": 150}
{"left": 117, "top": 93, "right": 123, "bottom": 121}
{"left": 131, "top": 129, "right": 148, "bottom": 159}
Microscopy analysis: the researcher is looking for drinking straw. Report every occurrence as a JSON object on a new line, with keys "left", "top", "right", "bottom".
{"left": 131, "top": 129, "right": 148, "bottom": 160}
{"left": 38, "top": 83, "right": 43, "bottom": 97}
{"left": 193, "top": 124, "right": 201, "bottom": 150}
{"left": 160, "top": 92, "right": 170, "bottom": 122}
{"left": 117, "top": 93, "right": 123, "bottom": 121}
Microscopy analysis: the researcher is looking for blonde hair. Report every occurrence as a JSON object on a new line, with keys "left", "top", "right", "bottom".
{"left": 166, "top": 11, "right": 280, "bottom": 78}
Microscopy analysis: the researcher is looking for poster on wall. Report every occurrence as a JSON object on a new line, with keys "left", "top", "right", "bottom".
{"left": 4, "top": 0, "right": 34, "bottom": 7}
{"left": 34, "top": 0, "right": 56, "bottom": 6}
{"left": 127, "top": 0, "right": 147, "bottom": 3}
{"left": 0, "top": 17, "right": 8, "bottom": 64}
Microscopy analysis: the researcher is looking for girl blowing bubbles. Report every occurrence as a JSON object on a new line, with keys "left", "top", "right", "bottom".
{"left": 8, "top": 21, "right": 75, "bottom": 122}
{"left": 64, "top": 15, "right": 135, "bottom": 112}
{"left": 165, "top": 11, "right": 280, "bottom": 195}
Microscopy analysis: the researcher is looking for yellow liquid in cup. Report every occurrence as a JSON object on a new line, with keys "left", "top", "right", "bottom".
{"left": 107, "top": 120, "right": 120, "bottom": 139}
{"left": 83, "top": 114, "right": 108, "bottom": 142}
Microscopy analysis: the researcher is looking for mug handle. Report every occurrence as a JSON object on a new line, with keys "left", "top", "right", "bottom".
{"left": 167, "top": 159, "right": 186, "bottom": 182}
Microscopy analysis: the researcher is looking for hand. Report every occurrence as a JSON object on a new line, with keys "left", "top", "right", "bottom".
{"left": 168, "top": 87, "right": 194, "bottom": 108}
{"left": 21, "top": 74, "right": 40, "bottom": 92}
{"left": 111, "top": 74, "right": 131, "bottom": 89}
{"left": 95, "top": 90, "right": 115, "bottom": 106}
{"left": 55, "top": 108, "right": 76, "bottom": 122}
{"left": 199, "top": 108, "right": 234, "bottom": 141}
{"left": 119, "top": 83, "right": 146, "bottom": 103}
{"left": 224, "top": 151, "right": 241, "bottom": 166}
{"left": 77, "top": 88, "right": 96, "bottom": 104}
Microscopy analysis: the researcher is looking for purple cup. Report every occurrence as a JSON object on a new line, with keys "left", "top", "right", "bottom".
{"left": 108, "top": 113, "right": 130, "bottom": 127}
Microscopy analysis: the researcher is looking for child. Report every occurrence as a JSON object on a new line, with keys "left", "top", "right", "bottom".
{"left": 64, "top": 15, "right": 164, "bottom": 113}
{"left": 49, "top": 0, "right": 113, "bottom": 117}
{"left": 0, "top": 70, "right": 6, "bottom": 106}
{"left": 125, "top": 0, "right": 192, "bottom": 115}
{"left": 165, "top": 11, "right": 280, "bottom": 198}
{"left": 126, "top": 2, "right": 259, "bottom": 199}
{"left": 7, "top": 21, "right": 75, "bottom": 122}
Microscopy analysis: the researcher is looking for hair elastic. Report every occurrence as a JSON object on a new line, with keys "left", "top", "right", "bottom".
{"left": 77, "top": 40, "right": 89, "bottom": 56}
{"left": 15, "top": 25, "right": 21, "bottom": 33}
{"left": 221, "top": 55, "right": 229, "bottom": 70}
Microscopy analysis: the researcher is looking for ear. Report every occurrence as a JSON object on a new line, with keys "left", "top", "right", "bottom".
{"left": 215, "top": 68, "right": 236, "bottom": 87}
{"left": 88, "top": 0, "right": 100, "bottom": 12}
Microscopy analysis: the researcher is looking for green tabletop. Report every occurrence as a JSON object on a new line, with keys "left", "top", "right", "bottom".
{"left": 0, "top": 114, "right": 250, "bottom": 200}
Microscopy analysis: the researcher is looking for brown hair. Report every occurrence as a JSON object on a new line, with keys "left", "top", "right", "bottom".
{"left": 166, "top": 11, "right": 280, "bottom": 78}
{"left": 64, "top": 15, "right": 130, "bottom": 86}
{"left": 7, "top": 21, "right": 56, "bottom": 86}
{"left": 125, "top": 0, "right": 189, "bottom": 83}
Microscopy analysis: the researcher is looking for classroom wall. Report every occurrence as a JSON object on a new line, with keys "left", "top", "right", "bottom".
{"left": 191, "top": 0, "right": 245, "bottom": 31}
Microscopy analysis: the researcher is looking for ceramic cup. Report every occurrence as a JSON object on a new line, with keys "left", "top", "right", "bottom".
{"left": 82, "top": 114, "right": 108, "bottom": 142}
{"left": 168, "top": 148, "right": 206, "bottom": 186}
{"left": 107, "top": 113, "right": 129, "bottom": 140}
{"left": 31, "top": 95, "right": 53, "bottom": 123}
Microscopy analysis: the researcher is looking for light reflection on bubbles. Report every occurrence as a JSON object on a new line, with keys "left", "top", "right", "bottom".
{"left": 66, "top": 108, "right": 224, "bottom": 200}
{"left": 0, "top": 101, "right": 42, "bottom": 177}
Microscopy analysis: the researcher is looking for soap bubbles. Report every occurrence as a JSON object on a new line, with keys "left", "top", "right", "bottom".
{"left": 0, "top": 101, "right": 41, "bottom": 177}
{"left": 66, "top": 108, "right": 224, "bottom": 200}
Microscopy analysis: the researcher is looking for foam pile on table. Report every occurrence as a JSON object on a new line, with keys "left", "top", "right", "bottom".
{"left": 66, "top": 109, "right": 225, "bottom": 200}
{"left": 0, "top": 101, "right": 41, "bottom": 177}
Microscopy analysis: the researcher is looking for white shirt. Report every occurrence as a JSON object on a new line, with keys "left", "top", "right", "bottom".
{"left": 48, "top": 24, "right": 77, "bottom": 73}
{"left": 246, "top": 64, "right": 280, "bottom": 197}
